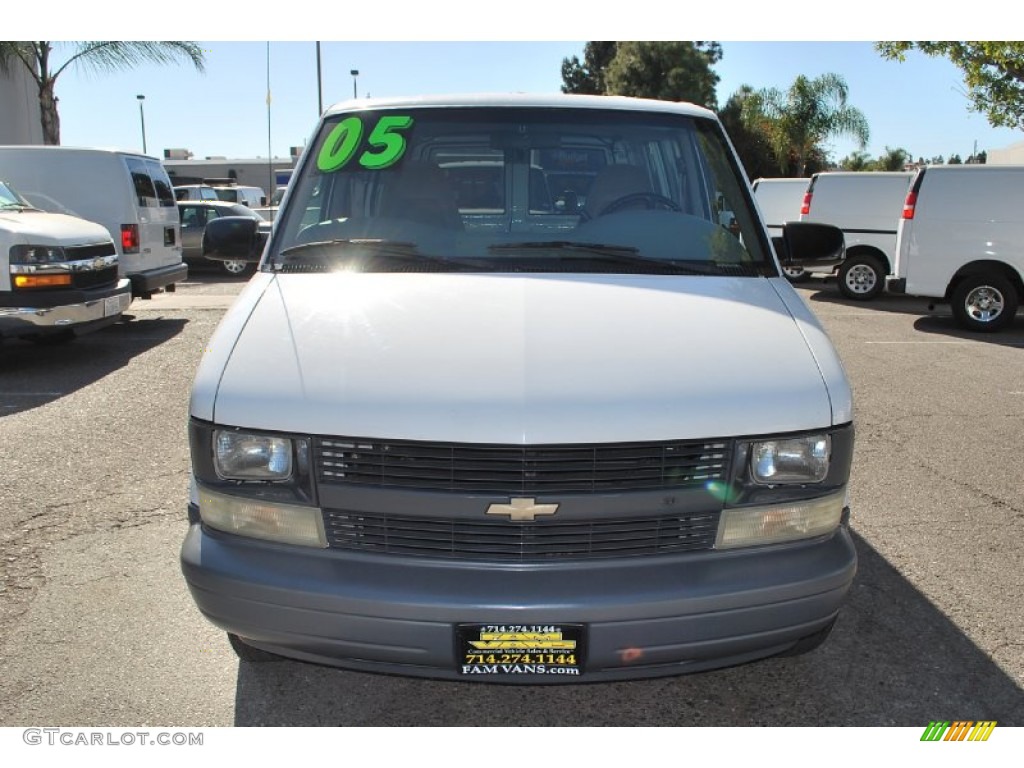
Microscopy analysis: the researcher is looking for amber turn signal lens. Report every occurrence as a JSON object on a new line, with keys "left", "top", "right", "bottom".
{"left": 14, "top": 274, "right": 73, "bottom": 289}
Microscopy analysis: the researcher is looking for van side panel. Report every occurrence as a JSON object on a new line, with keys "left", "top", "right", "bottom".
{"left": 801, "top": 172, "right": 912, "bottom": 264}
{"left": 752, "top": 178, "right": 809, "bottom": 235}
{"left": 903, "top": 166, "right": 1024, "bottom": 298}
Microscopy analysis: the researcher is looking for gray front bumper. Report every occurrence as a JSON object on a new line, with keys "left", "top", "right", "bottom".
{"left": 181, "top": 517, "right": 857, "bottom": 682}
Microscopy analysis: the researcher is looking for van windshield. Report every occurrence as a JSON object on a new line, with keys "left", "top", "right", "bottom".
{"left": 270, "top": 107, "right": 773, "bottom": 276}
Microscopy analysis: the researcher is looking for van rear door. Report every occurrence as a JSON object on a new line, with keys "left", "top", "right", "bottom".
{"left": 122, "top": 156, "right": 182, "bottom": 277}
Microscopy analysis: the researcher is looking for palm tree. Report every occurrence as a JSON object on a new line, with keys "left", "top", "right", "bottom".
{"left": 0, "top": 41, "right": 205, "bottom": 145}
{"left": 742, "top": 73, "right": 870, "bottom": 176}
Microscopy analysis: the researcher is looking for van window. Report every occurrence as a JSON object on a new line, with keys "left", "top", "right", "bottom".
{"left": 274, "top": 107, "right": 772, "bottom": 273}
{"left": 126, "top": 157, "right": 158, "bottom": 207}
{"left": 126, "top": 157, "right": 176, "bottom": 208}
{"left": 145, "top": 159, "right": 177, "bottom": 208}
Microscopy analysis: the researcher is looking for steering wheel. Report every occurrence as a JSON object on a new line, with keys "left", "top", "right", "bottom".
{"left": 598, "top": 192, "right": 681, "bottom": 217}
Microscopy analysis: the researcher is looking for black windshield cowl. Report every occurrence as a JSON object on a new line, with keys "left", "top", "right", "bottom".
{"left": 487, "top": 241, "right": 769, "bottom": 276}
{"left": 273, "top": 239, "right": 489, "bottom": 273}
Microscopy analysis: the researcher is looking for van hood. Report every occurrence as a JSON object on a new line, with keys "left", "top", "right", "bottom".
{"left": 195, "top": 273, "right": 842, "bottom": 444}
{"left": 0, "top": 210, "right": 111, "bottom": 245}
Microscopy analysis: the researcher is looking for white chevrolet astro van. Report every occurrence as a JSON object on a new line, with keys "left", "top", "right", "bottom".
{"left": 1, "top": 179, "right": 131, "bottom": 343}
{"left": 182, "top": 94, "right": 856, "bottom": 682}
{"left": 889, "top": 165, "right": 1024, "bottom": 332}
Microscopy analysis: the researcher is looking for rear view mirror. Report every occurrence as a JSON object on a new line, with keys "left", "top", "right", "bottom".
{"left": 778, "top": 222, "right": 844, "bottom": 269}
{"left": 203, "top": 216, "right": 265, "bottom": 263}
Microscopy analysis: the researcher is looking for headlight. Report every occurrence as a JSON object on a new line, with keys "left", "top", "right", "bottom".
{"left": 751, "top": 434, "right": 830, "bottom": 484}
{"left": 214, "top": 430, "right": 294, "bottom": 480}
{"left": 9, "top": 244, "right": 67, "bottom": 264}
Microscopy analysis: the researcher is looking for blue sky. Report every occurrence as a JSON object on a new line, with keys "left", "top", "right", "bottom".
{"left": 10, "top": 18, "right": 1023, "bottom": 169}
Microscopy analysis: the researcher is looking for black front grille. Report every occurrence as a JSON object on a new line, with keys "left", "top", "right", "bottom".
{"left": 315, "top": 438, "right": 731, "bottom": 494}
{"left": 66, "top": 242, "right": 117, "bottom": 261}
{"left": 72, "top": 265, "right": 118, "bottom": 289}
{"left": 323, "top": 509, "right": 719, "bottom": 561}
{"left": 67, "top": 242, "right": 119, "bottom": 289}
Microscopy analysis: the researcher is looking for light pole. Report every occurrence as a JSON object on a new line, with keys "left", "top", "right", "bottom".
{"left": 136, "top": 94, "right": 147, "bottom": 154}
{"left": 350, "top": 69, "right": 359, "bottom": 99}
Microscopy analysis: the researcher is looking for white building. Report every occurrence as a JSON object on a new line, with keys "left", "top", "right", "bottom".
{"left": 988, "top": 140, "right": 1024, "bottom": 165}
{"left": 0, "top": 61, "right": 42, "bottom": 145}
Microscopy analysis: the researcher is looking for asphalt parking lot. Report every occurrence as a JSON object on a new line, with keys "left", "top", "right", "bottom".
{"left": 0, "top": 273, "right": 1021, "bottom": 727}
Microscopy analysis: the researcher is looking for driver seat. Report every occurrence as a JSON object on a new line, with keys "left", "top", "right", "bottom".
{"left": 583, "top": 164, "right": 653, "bottom": 219}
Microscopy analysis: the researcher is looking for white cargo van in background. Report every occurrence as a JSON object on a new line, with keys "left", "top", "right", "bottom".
{"left": 0, "top": 147, "right": 188, "bottom": 298}
{"left": 1, "top": 178, "right": 131, "bottom": 343}
{"left": 889, "top": 165, "right": 1024, "bottom": 332}
{"left": 752, "top": 178, "right": 811, "bottom": 282}
{"left": 800, "top": 171, "right": 913, "bottom": 300}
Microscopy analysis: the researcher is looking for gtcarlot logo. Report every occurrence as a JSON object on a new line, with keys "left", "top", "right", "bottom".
{"left": 23, "top": 728, "right": 203, "bottom": 747}
{"left": 920, "top": 721, "right": 997, "bottom": 742}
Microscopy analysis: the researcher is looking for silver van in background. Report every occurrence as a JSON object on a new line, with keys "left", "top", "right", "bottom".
{"left": 0, "top": 147, "right": 188, "bottom": 298}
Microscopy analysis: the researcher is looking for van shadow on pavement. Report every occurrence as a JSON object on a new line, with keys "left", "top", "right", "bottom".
{"left": 0, "top": 316, "right": 188, "bottom": 417}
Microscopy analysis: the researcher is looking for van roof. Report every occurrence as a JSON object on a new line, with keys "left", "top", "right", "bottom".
{"left": 322, "top": 93, "right": 717, "bottom": 120}
{"left": 0, "top": 145, "right": 158, "bottom": 161}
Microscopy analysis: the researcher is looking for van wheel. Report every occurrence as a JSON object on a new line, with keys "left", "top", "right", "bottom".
{"left": 951, "top": 273, "right": 1019, "bottom": 332}
{"left": 782, "top": 266, "right": 810, "bottom": 283}
{"left": 221, "top": 259, "right": 253, "bottom": 277}
{"left": 838, "top": 254, "right": 885, "bottom": 300}
{"left": 227, "top": 633, "right": 284, "bottom": 662}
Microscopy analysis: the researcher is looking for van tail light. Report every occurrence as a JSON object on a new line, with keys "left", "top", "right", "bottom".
{"left": 121, "top": 224, "right": 140, "bottom": 253}
{"left": 800, "top": 192, "right": 812, "bottom": 215}
{"left": 902, "top": 191, "right": 918, "bottom": 220}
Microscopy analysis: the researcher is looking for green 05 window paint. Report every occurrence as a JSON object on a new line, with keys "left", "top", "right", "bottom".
{"left": 317, "top": 116, "right": 415, "bottom": 172}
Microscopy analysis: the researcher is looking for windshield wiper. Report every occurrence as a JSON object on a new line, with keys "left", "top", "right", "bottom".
{"left": 274, "top": 238, "right": 486, "bottom": 272}
{"left": 0, "top": 202, "right": 41, "bottom": 212}
{"left": 487, "top": 241, "right": 724, "bottom": 275}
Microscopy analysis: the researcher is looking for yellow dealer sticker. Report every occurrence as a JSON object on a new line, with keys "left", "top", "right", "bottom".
{"left": 457, "top": 625, "right": 584, "bottom": 676}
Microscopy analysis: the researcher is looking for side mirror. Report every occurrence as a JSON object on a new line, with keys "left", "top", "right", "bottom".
{"left": 203, "top": 216, "right": 266, "bottom": 263}
{"left": 778, "top": 222, "right": 844, "bottom": 269}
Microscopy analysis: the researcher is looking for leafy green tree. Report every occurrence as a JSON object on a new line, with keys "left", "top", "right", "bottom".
{"left": 840, "top": 150, "right": 872, "bottom": 171}
{"left": 0, "top": 41, "right": 205, "bottom": 145}
{"left": 876, "top": 42, "right": 1024, "bottom": 130}
{"left": 875, "top": 146, "right": 909, "bottom": 171}
{"left": 717, "top": 85, "right": 778, "bottom": 179}
{"left": 948, "top": 154, "right": 963, "bottom": 164}
{"left": 561, "top": 42, "right": 618, "bottom": 95}
{"left": 741, "top": 73, "right": 870, "bottom": 176}
{"left": 603, "top": 41, "right": 723, "bottom": 108}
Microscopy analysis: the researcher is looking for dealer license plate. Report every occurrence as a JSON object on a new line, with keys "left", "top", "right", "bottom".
{"left": 103, "top": 294, "right": 128, "bottom": 317}
{"left": 457, "top": 624, "right": 585, "bottom": 677}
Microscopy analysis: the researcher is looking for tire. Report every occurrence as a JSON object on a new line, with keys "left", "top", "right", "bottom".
{"left": 221, "top": 259, "right": 254, "bottom": 277}
{"left": 838, "top": 254, "right": 886, "bottom": 300}
{"left": 951, "top": 272, "right": 1019, "bottom": 333}
{"left": 782, "top": 266, "right": 811, "bottom": 283}
{"left": 775, "top": 618, "right": 837, "bottom": 658}
{"left": 227, "top": 632, "right": 284, "bottom": 662}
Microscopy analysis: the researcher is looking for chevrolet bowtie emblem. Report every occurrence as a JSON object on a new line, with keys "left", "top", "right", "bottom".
{"left": 486, "top": 497, "right": 559, "bottom": 522}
